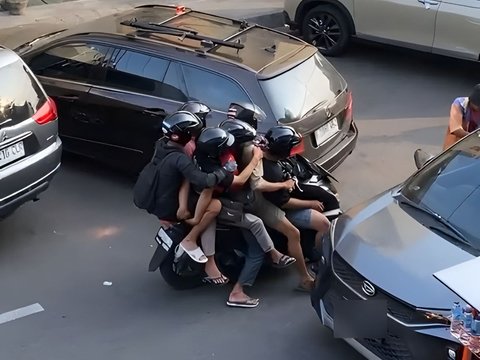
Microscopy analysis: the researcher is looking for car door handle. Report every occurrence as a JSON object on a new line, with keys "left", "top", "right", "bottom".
{"left": 418, "top": 0, "right": 438, "bottom": 9}
{"left": 143, "top": 108, "right": 167, "bottom": 117}
{"left": 58, "top": 95, "right": 79, "bottom": 102}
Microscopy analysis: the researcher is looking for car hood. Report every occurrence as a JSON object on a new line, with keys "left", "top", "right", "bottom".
{"left": 334, "top": 188, "right": 474, "bottom": 310}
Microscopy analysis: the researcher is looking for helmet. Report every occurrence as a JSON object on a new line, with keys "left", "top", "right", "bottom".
{"left": 219, "top": 119, "right": 256, "bottom": 145}
{"left": 227, "top": 102, "right": 266, "bottom": 128}
{"left": 162, "top": 111, "right": 203, "bottom": 145}
{"left": 265, "top": 125, "right": 302, "bottom": 158}
{"left": 196, "top": 127, "right": 235, "bottom": 157}
{"left": 177, "top": 101, "right": 211, "bottom": 125}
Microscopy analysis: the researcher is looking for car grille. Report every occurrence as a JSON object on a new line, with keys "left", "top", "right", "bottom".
{"left": 332, "top": 252, "right": 418, "bottom": 324}
{"left": 322, "top": 264, "right": 414, "bottom": 360}
{"left": 357, "top": 335, "right": 413, "bottom": 360}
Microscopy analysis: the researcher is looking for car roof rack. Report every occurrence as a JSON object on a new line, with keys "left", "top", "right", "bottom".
{"left": 120, "top": 18, "right": 245, "bottom": 51}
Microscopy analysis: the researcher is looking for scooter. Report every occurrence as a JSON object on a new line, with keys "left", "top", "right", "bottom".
{"left": 148, "top": 153, "right": 342, "bottom": 290}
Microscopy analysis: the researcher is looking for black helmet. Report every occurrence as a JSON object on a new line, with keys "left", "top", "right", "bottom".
{"left": 177, "top": 101, "right": 211, "bottom": 125}
{"left": 162, "top": 111, "right": 203, "bottom": 145}
{"left": 227, "top": 102, "right": 266, "bottom": 128}
{"left": 219, "top": 119, "right": 256, "bottom": 145}
{"left": 196, "top": 127, "right": 235, "bottom": 157}
{"left": 265, "top": 125, "right": 302, "bottom": 158}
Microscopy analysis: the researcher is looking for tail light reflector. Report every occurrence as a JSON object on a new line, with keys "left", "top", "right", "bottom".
{"left": 33, "top": 97, "right": 57, "bottom": 125}
{"left": 345, "top": 91, "right": 353, "bottom": 123}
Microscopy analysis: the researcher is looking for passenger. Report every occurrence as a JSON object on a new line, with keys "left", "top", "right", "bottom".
{"left": 221, "top": 116, "right": 315, "bottom": 292}
{"left": 194, "top": 127, "right": 295, "bottom": 308}
{"left": 151, "top": 111, "right": 229, "bottom": 269}
{"left": 443, "top": 84, "right": 480, "bottom": 150}
{"left": 172, "top": 102, "right": 228, "bottom": 284}
{"left": 260, "top": 126, "right": 330, "bottom": 291}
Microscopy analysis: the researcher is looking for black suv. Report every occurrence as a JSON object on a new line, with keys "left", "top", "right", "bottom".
{"left": 17, "top": 5, "right": 357, "bottom": 173}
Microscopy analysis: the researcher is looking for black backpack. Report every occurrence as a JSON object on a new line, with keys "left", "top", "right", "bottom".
{"left": 133, "top": 152, "right": 175, "bottom": 213}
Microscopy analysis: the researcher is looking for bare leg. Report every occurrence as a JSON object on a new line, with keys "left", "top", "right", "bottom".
{"left": 272, "top": 218, "right": 314, "bottom": 289}
{"left": 180, "top": 199, "right": 221, "bottom": 251}
{"left": 309, "top": 210, "right": 330, "bottom": 248}
{"left": 176, "top": 179, "right": 192, "bottom": 221}
{"left": 185, "top": 188, "right": 213, "bottom": 226}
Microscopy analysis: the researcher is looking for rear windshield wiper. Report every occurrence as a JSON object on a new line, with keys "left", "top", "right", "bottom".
{"left": 15, "top": 29, "right": 67, "bottom": 52}
{"left": 120, "top": 18, "right": 244, "bottom": 50}
{"left": 398, "top": 196, "right": 471, "bottom": 247}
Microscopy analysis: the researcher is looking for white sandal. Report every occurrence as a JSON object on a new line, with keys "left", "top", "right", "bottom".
{"left": 175, "top": 243, "right": 208, "bottom": 264}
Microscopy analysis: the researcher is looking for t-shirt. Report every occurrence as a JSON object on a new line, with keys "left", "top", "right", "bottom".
{"left": 194, "top": 152, "right": 234, "bottom": 195}
{"left": 261, "top": 158, "right": 290, "bottom": 208}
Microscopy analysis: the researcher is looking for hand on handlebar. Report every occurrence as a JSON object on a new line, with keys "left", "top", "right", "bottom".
{"left": 283, "top": 179, "right": 295, "bottom": 191}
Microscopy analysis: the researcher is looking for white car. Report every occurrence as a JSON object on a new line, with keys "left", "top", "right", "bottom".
{"left": 284, "top": 0, "right": 480, "bottom": 60}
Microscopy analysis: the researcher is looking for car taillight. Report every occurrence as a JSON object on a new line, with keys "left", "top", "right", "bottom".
{"left": 176, "top": 5, "right": 186, "bottom": 14}
{"left": 33, "top": 97, "right": 57, "bottom": 125}
{"left": 290, "top": 137, "right": 305, "bottom": 156}
{"left": 345, "top": 91, "right": 353, "bottom": 123}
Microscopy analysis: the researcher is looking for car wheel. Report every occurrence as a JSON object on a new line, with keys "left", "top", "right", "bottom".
{"left": 302, "top": 5, "right": 350, "bottom": 56}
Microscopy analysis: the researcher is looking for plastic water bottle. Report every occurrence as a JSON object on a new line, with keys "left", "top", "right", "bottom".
{"left": 450, "top": 302, "right": 463, "bottom": 339}
{"left": 460, "top": 306, "right": 474, "bottom": 346}
{"left": 471, "top": 318, "right": 480, "bottom": 355}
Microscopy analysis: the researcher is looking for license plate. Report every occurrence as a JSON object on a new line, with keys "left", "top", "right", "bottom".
{"left": 314, "top": 118, "right": 339, "bottom": 145}
{"left": 0, "top": 141, "right": 25, "bottom": 167}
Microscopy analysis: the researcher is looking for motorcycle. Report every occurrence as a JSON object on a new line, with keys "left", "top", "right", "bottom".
{"left": 148, "top": 153, "right": 342, "bottom": 290}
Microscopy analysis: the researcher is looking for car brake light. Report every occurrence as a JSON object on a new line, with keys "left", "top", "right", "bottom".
{"left": 345, "top": 91, "right": 353, "bottom": 122}
{"left": 290, "top": 137, "right": 305, "bottom": 156}
{"left": 33, "top": 97, "right": 57, "bottom": 125}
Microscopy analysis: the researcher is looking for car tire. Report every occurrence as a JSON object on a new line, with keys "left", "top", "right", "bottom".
{"left": 302, "top": 5, "right": 351, "bottom": 57}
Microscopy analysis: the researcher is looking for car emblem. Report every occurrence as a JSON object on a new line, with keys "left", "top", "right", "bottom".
{"left": 362, "top": 280, "right": 376, "bottom": 297}
{"left": 0, "top": 131, "right": 7, "bottom": 143}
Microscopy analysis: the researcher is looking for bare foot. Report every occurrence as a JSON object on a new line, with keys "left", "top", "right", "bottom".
{"left": 180, "top": 238, "right": 199, "bottom": 252}
{"left": 205, "top": 259, "right": 225, "bottom": 280}
{"left": 269, "top": 248, "right": 284, "bottom": 264}
{"left": 184, "top": 217, "right": 200, "bottom": 226}
{"left": 228, "top": 290, "right": 259, "bottom": 307}
{"left": 177, "top": 207, "right": 191, "bottom": 220}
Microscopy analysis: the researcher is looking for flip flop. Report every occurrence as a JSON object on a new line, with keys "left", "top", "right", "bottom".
{"left": 272, "top": 255, "right": 296, "bottom": 269}
{"left": 175, "top": 244, "right": 208, "bottom": 264}
{"left": 226, "top": 297, "right": 259, "bottom": 308}
{"left": 203, "top": 274, "right": 229, "bottom": 286}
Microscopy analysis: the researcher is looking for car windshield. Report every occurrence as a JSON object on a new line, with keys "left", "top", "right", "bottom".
{"left": 259, "top": 53, "right": 344, "bottom": 122}
{"left": 401, "top": 131, "right": 480, "bottom": 250}
{"left": 0, "top": 59, "right": 46, "bottom": 126}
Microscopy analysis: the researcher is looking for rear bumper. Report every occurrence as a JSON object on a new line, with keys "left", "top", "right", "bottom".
{"left": 314, "top": 121, "right": 358, "bottom": 172}
{"left": 0, "top": 137, "right": 62, "bottom": 217}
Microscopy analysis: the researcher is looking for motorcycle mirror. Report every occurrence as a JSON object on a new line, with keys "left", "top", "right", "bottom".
{"left": 414, "top": 149, "right": 434, "bottom": 169}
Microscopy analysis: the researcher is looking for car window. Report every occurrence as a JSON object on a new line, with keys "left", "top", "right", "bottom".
{"left": 181, "top": 65, "right": 250, "bottom": 112}
{"left": 401, "top": 132, "right": 480, "bottom": 250}
{"left": 0, "top": 59, "right": 46, "bottom": 125}
{"left": 104, "top": 49, "right": 169, "bottom": 94}
{"left": 29, "top": 43, "right": 112, "bottom": 82}
{"left": 102, "top": 49, "right": 188, "bottom": 102}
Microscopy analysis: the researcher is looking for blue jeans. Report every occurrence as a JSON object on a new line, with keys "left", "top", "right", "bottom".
{"left": 237, "top": 228, "right": 265, "bottom": 287}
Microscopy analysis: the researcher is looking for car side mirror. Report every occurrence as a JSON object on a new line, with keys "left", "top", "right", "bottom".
{"left": 414, "top": 149, "right": 434, "bottom": 169}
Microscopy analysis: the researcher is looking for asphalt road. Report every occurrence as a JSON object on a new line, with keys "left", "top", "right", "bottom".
{"left": 1, "top": 42, "right": 478, "bottom": 360}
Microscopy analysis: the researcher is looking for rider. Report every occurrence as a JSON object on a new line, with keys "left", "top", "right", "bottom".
{"left": 220, "top": 116, "right": 316, "bottom": 292}
{"left": 261, "top": 126, "right": 330, "bottom": 280}
{"left": 152, "top": 111, "right": 228, "bottom": 266}
{"left": 194, "top": 127, "right": 295, "bottom": 308}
